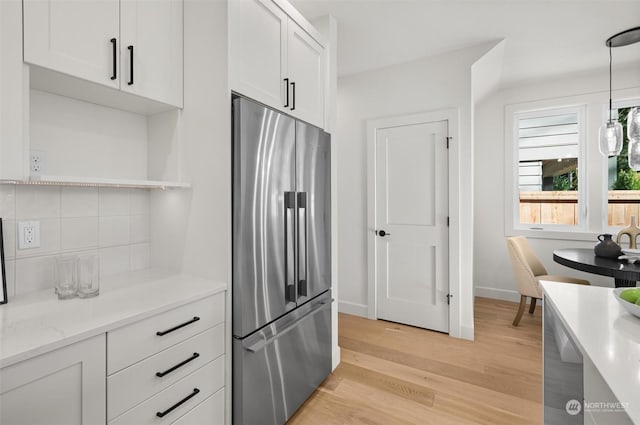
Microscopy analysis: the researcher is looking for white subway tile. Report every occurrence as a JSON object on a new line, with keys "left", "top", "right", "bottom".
{"left": 130, "top": 243, "right": 150, "bottom": 271}
{"left": 15, "top": 218, "right": 61, "bottom": 257}
{"left": 99, "top": 188, "right": 130, "bottom": 216}
{"left": 2, "top": 219, "right": 16, "bottom": 259}
{"left": 0, "top": 185, "right": 16, "bottom": 219}
{"left": 100, "top": 246, "right": 130, "bottom": 278}
{"left": 15, "top": 186, "right": 60, "bottom": 219}
{"left": 130, "top": 215, "right": 150, "bottom": 244}
{"left": 99, "top": 216, "right": 130, "bottom": 247}
{"left": 130, "top": 190, "right": 150, "bottom": 215}
{"left": 15, "top": 255, "right": 56, "bottom": 294}
{"left": 61, "top": 187, "right": 99, "bottom": 217}
{"left": 61, "top": 217, "right": 99, "bottom": 250}
{"left": 4, "top": 259, "right": 15, "bottom": 299}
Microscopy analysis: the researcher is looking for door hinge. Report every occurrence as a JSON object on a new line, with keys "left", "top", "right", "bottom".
{"left": 446, "top": 136, "right": 452, "bottom": 149}
{"left": 446, "top": 293, "right": 452, "bottom": 305}
{"left": 447, "top": 216, "right": 450, "bottom": 227}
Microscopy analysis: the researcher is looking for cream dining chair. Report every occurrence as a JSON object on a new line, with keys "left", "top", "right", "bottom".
{"left": 506, "top": 236, "right": 590, "bottom": 326}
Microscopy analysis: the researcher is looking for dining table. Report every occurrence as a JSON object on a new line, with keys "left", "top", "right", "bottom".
{"left": 553, "top": 248, "right": 640, "bottom": 288}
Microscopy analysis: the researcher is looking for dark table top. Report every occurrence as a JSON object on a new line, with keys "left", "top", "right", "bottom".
{"left": 553, "top": 248, "right": 640, "bottom": 281}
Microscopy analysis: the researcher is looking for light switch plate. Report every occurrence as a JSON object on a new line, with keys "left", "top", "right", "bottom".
{"left": 18, "top": 221, "right": 40, "bottom": 249}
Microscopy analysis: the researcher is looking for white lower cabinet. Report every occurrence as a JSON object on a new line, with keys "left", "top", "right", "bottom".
{"left": 171, "top": 389, "right": 225, "bottom": 425}
{"left": 0, "top": 335, "right": 106, "bottom": 425}
{"left": 0, "top": 292, "right": 226, "bottom": 425}
{"left": 107, "top": 293, "right": 226, "bottom": 425}
{"left": 109, "top": 357, "right": 225, "bottom": 425}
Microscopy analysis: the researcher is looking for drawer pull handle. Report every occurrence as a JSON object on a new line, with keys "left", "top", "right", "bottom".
{"left": 156, "top": 316, "right": 200, "bottom": 336}
{"left": 155, "top": 388, "right": 200, "bottom": 418}
{"left": 155, "top": 352, "right": 200, "bottom": 378}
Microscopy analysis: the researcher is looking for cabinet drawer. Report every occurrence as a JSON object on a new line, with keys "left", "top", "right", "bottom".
{"left": 108, "top": 324, "right": 224, "bottom": 420}
{"left": 108, "top": 294, "right": 224, "bottom": 374}
{"left": 170, "top": 389, "right": 225, "bottom": 425}
{"left": 109, "top": 356, "right": 225, "bottom": 425}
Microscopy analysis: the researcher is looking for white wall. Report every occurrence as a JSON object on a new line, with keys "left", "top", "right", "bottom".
{"left": 336, "top": 42, "right": 495, "bottom": 339}
{"left": 474, "top": 66, "right": 640, "bottom": 301}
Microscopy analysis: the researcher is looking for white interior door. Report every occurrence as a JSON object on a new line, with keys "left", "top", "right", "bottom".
{"left": 375, "top": 119, "right": 449, "bottom": 332}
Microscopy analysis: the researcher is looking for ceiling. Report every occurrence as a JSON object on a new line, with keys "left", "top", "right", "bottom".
{"left": 290, "top": 0, "right": 640, "bottom": 87}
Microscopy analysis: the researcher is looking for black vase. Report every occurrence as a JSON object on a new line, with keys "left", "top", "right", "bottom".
{"left": 594, "top": 234, "right": 623, "bottom": 259}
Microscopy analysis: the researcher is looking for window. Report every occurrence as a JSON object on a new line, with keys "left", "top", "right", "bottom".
{"left": 607, "top": 103, "right": 640, "bottom": 228}
{"left": 513, "top": 107, "right": 585, "bottom": 230}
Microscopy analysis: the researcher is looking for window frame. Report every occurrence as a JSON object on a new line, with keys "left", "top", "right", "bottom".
{"left": 603, "top": 98, "right": 640, "bottom": 235}
{"left": 505, "top": 103, "right": 588, "bottom": 238}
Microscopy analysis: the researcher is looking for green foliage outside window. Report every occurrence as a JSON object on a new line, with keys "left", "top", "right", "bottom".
{"left": 553, "top": 172, "right": 578, "bottom": 191}
{"left": 612, "top": 168, "right": 640, "bottom": 190}
{"left": 612, "top": 108, "right": 636, "bottom": 189}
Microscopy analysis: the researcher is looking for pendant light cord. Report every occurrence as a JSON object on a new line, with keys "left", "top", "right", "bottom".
{"left": 609, "top": 44, "right": 613, "bottom": 123}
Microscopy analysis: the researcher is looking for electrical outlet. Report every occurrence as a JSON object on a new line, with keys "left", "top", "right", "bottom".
{"left": 18, "top": 221, "right": 41, "bottom": 249}
{"left": 30, "top": 150, "right": 46, "bottom": 175}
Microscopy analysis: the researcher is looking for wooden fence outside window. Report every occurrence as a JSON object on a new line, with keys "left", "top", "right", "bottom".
{"left": 519, "top": 191, "right": 640, "bottom": 226}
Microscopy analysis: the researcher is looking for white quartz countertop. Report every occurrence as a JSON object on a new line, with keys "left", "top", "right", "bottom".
{"left": 0, "top": 269, "right": 226, "bottom": 368}
{"left": 541, "top": 281, "right": 640, "bottom": 424}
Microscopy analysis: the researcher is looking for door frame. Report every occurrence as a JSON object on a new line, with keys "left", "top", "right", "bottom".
{"left": 366, "top": 109, "right": 460, "bottom": 336}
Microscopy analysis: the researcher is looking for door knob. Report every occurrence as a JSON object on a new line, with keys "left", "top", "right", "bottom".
{"left": 376, "top": 230, "right": 390, "bottom": 237}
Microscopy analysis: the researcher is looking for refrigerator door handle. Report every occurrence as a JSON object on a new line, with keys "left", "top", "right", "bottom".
{"left": 297, "top": 192, "right": 308, "bottom": 297}
{"left": 284, "top": 192, "right": 297, "bottom": 303}
{"left": 244, "top": 301, "right": 330, "bottom": 353}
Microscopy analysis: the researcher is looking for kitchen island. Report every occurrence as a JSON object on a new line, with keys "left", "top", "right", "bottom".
{"left": 542, "top": 281, "right": 639, "bottom": 425}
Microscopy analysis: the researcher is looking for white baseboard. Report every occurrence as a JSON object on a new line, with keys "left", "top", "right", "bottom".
{"left": 332, "top": 346, "right": 341, "bottom": 370}
{"left": 460, "top": 324, "right": 474, "bottom": 341}
{"left": 475, "top": 286, "right": 521, "bottom": 302}
{"left": 338, "top": 300, "right": 368, "bottom": 317}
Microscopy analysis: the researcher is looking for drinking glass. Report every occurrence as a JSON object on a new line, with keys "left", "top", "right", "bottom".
{"left": 77, "top": 254, "right": 99, "bottom": 298}
{"left": 55, "top": 255, "right": 78, "bottom": 299}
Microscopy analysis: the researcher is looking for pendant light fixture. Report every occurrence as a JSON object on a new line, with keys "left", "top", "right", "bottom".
{"left": 598, "top": 45, "right": 623, "bottom": 156}
{"left": 629, "top": 106, "right": 640, "bottom": 140}
{"left": 598, "top": 26, "right": 640, "bottom": 158}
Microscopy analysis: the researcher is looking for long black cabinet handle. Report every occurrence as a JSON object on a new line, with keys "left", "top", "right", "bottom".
{"left": 284, "top": 191, "right": 296, "bottom": 303}
{"left": 290, "top": 81, "right": 296, "bottom": 111}
{"left": 127, "top": 45, "right": 134, "bottom": 85}
{"left": 284, "top": 78, "right": 289, "bottom": 108}
{"left": 155, "top": 352, "right": 200, "bottom": 378}
{"left": 156, "top": 388, "right": 200, "bottom": 418}
{"left": 110, "top": 38, "right": 117, "bottom": 80}
{"left": 297, "top": 191, "right": 308, "bottom": 297}
{"left": 156, "top": 316, "right": 200, "bottom": 336}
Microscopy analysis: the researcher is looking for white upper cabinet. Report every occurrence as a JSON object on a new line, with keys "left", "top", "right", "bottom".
{"left": 230, "top": 0, "right": 326, "bottom": 129}
{"left": 120, "top": 0, "right": 183, "bottom": 107}
{"left": 23, "top": 0, "right": 120, "bottom": 89}
{"left": 23, "top": 0, "right": 183, "bottom": 108}
{"left": 229, "top": 0, "right": 287, "bottom": 110}
{"left": 287, "top": 20, "right": 324, "bottom": 129}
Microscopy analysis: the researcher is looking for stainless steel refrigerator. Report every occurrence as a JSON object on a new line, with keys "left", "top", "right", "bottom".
{"left": 232, "top": 96, "right": 332, "bottom": 425}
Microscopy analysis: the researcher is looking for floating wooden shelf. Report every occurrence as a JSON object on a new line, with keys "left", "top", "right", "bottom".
{"left": 0, "top": 175, "right": 191, "bottom": 189}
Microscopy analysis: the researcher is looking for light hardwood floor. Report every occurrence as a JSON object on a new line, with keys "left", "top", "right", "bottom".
{"left": 288, "top": 297, "right": 542, "bottom": 425}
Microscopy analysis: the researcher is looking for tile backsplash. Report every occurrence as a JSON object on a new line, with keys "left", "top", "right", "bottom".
{"left": 0, "top": 185, "right": 150, "bottom": 298}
